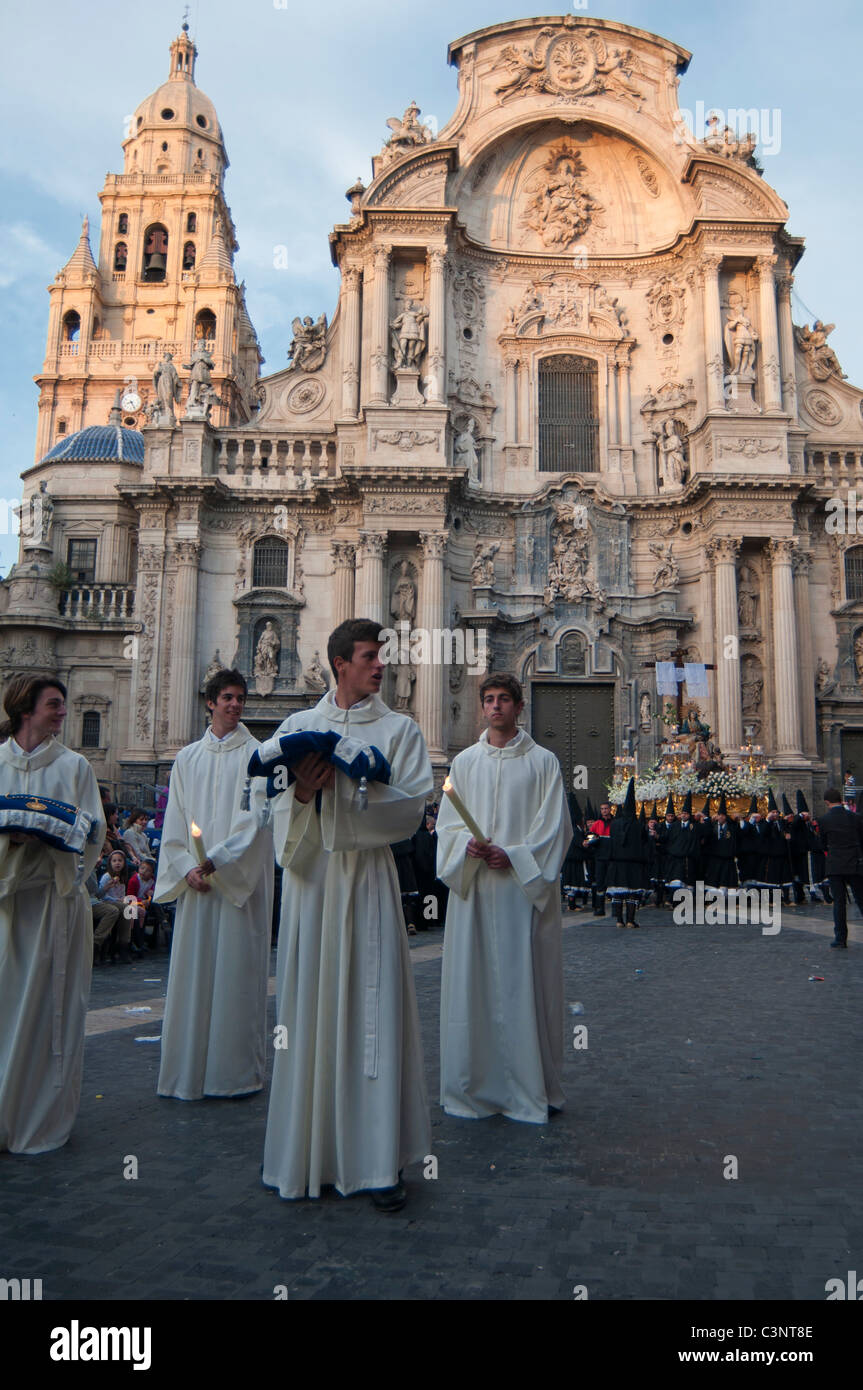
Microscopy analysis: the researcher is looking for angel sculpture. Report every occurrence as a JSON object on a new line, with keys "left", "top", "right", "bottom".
{"left": 648, "top": 540, "right": 680, "bottom": 590}
{"left": 287, "top": 313, "right": 328, "bottom": 373}
{"left": 492, "top": 41, "right": 546, "bottom": 98}
{"left": 382, "top": 102, "right": 434, "bottom": 157}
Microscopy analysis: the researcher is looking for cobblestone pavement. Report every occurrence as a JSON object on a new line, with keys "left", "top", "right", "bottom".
{"left": 1, "top": 903, "right": 861, "bottom": 1302}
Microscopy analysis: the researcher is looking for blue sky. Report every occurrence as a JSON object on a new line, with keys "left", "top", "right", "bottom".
{"left": 1, "top": 0, "right": 860, "bottom": 573}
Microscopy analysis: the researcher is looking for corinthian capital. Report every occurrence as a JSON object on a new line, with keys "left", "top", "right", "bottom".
{"left": 766, "top": 538, "right": 797, "bottom": 564}
{"left": 420, "top": 530, "right": 448, "bottom": 560}
{"left": 358, "top": 530, "right": 386, "bottom": 558}
{"left": 706, "top": 536, "right": 741, "bottom": 564}
{"left": 331, "top": 540, "right": 357, "bottom": 567}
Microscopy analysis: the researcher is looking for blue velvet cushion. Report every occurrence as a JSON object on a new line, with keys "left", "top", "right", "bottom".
{"left": 247, "top": 729, "right": 391, "bottom": 796}
{"left": 0, "top": 793, "right": 98, "bottom": 854}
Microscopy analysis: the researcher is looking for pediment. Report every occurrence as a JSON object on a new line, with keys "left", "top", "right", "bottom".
{"left": 683, "top": 157, "right": 787, "bottom": 221}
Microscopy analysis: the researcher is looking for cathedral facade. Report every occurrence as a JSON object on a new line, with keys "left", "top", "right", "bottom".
{"left": 2, "top": 15, "right": 863, "bottom": 806}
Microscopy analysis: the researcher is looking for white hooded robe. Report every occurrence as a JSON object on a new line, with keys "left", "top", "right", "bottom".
{"left": 154, "top": 723, "right": 274, "bottom": 1100}
{"left": 0, "top": 737, "right": 105, "bottom": 1153}
{"left": 436, "top": 729, "right": 572, "bottom": 1124}
{"left": 262, "top": 690, "right": 433, "bottom": 1199}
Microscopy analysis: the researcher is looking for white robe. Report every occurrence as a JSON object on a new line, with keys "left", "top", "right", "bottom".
{"left": 437, "top": 729, "right": 572, "bottom": 1124}
{"left": 263, "top": 690, "right": 433, "bottom": 1199}
{"left": 154, "top": 724, "right": 273, "bottom": 1100}
{"left": 0, "top": 737, "right": 105, "bottom": 1153}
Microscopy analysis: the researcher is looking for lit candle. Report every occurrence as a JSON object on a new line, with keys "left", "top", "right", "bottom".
{"left": 442, "top": 778, "right": 489, "bottom": 844}
{"left": 190, "top": 821, "right": 207, "bottom": 865}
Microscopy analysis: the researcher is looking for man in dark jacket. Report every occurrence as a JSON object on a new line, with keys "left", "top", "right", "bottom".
{"left": 662, "top": 791, "right": 699, "bottom": 892}
{"left": 584, "top": 801, "right": 613, "bottom": 917}
{"left": 819, "top": 787, "right": 863, "bottom": 947}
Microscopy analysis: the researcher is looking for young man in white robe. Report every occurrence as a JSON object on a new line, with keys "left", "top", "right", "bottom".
{"left": 0, "top": 676, "right": 105, "bottom": 1154}
{"left": 154, "top": 668, "right": 273, "bottom": 1100}
{"left": 437, "top": 672, "right": 572, "bottom": 1124}
{"left": 262, "top": 619, "right": 434, "bottom": 1211}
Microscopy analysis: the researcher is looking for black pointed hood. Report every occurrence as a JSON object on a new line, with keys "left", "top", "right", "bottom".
{"left": 665, "top": 793, "right": 675, "bottom": 818}
{"left": 796, "top": 789, "right": 809, "bottom": 813}
{"left": 748, "top": 794, "right": 759, "bottom": 816}
{"left": 781, "top": 793, "right": 794, "bottom": 817}
{"left": 767, "top": 788, "right": 778, "bottom": 814}
{"left": 570, "top": 793, "right": 583, "bottom": 824}
{"left": 718, "top": 792, "right": 728, "bottom": 817}
{"left": 621, "top": 778, "right": 637, "bottom": 820}
{"left": 682, "top": 790, "right": 692, "bottom": 816}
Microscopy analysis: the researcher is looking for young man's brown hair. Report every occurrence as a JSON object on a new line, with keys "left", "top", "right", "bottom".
{"left": 327, "top": 618, "right": 384, "bottom": 678}
{"left": 478, "top": 671, "right": 523, "bottom": 705}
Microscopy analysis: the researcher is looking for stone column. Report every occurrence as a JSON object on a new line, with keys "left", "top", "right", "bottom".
{"left": 767, "top": 539, "right": 803, "bottom": 758}
{"left": 166, "top": 539, "right": 201, "bottom": 748}
{"left": 776, "top": 269, "right": 798, "bottom": 417}
{"left": 340, "top": 264, "right": 362, "bottom": 417}
{"left": 607, "top": 359, "right": 619, "bottom": 446}
{"left": 518, "top": 360, "right": 530, "bottom": 443}
{"left": 701, "top": 252, "right": 725, "bottom": 410}
{"left": 505, "top": 359, "right": 518, "bottom": 442}
{"left": 331, "top": 541, "right": 356, "bottom": 626}
{"left": 757, "top": 254, "right": 783, "bottom": 413}
{"left": 707, "top": 537, "right": 742, "bottom": 752}
{"left": 426, "top": 249, "right": 446, "bottom": 404}
{"left": 369, "top": 245, "right": 391, "bottom": 404}
{"left": 355, "top": 531, "right": 386, "bottom": 626}
{"left": 792, "top": 549, "right": 817, "bottom": 757}
{"left": 416, "top": 531, "right": 447, "bottom": 758}
{"left": 127, "top": 538, "right": 165, "bottom": 755}
{"left": 617, "top": 360, "right": 632, "bottom": 447}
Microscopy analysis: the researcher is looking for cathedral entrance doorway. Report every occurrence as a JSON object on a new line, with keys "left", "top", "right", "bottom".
{"left": 840, "top": 728, "right": 863, "bottom": 785}
{"left": 531, "top": 682, "right": 615, "bottom": 810}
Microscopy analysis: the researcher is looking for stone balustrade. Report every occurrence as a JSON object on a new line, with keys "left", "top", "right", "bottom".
{"left": 807, "top": 449, "right": 863, "bottom": 486}
{"left": 103, "top": 172, "right": 215, "bottom": 189}
{"left": 59, "top": 586, "right": 135, "bottom": 622}
{"left": 212, "top": 433, "right": 338, "bottom": 483}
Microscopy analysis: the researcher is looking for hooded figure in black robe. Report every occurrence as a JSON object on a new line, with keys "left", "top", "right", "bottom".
{"left": 607, "top": 779, "right": 649, "bottom": 927}
{"left": 662, "top": 790, "right": 699, "bottom": 889}
{"left": 703, "top": 793, "right": 739, "bottom": 890}
{"left": 562, "top": 793, "right": 590, "bottom": 908}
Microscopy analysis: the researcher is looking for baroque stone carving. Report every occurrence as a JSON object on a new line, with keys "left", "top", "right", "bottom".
{"left": 287, "top": 315, "right": 328, "bottom": 373}
{"left": 723, "top": 304, "right": 758, "bottom": 375}
{"left": 804, "top": 389, "right": 843, "bottom": 427}
{"left": 653, "top": 418, "right": 688, "bottom": 491}
{"left": 373, "top": 429, "right": 439, "bottom": 452}
{"left": 182, "top": 343, "right": 216, "bottom": 414}
{"left": 718, "top": 438, "right": 781, "bottom": 458}
{"left": 640, "top": 379, "right": 696, "bottom": 417}
{"left": 795, "top": 320, "right": 846, "bottom": 380}
{"left": 520, "top": 142, "right": 604, "bottom": 249}
{"left": 504, "top": 278, "right": 627, "bottom": 338}
{"left": 287, "top": 378, "right": 326, "bottom": 414}
{"left": 646, "top": 275, "right": 687, "bottom": 332}
{"left": 390, "top": 560, "right": 417, "bottom": 624}
{"left": 471, "top": 541, "right": 500, "bottom": 587}
{"left": 491, "top": 26, "right": 644, "bottom": 107}
{"left": 815, "top": 658, "right": 834, "bottom": 693}
{"left": 254, "top": 620, "right": 281, "bottom": 696}
{"left": 454, "top": 418, "right": 480, "bottom": 485}
{"left": 633, "top": 153, "right": 660, "bottom": 197}
{"left": 393, "top": 662, "right": 416, "bottom": 710}
{"left": 700, "top": 113, "right": 761, "bottom": 170}
{"left": 151, "top": 352, "right": 181, "bottom": 427}
{"left": 303, "top": 651, "right": 329, "bottom": 693}
{"left": 378, "top": 102, "right": 435, "bottom": 169}
{"left": 390, "top": 300, "right": 428, "bottom": 370}
{"left": 648, "top": 541, "right": 680, "bottom": 589}
{"left": 201, "top": 650, "right": 223, "bottom": 690}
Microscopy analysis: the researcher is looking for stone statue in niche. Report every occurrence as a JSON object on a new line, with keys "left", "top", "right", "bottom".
{"left": 639, "top": 692, "right": 652, "bottom": 730}
{"left": 390, "top": 300, "right": 428, "bottom": 370}
{"left": 390, "top": 560, "right": 417, "bottom": 625}
{"left": 183, "top": 343, "right": 215, "bottom": 409}
{"left": 855, "top": 632, "right": 863, "bottom": 684}
{"left": 254, "top": 620, "right": 281, "bottom": 696}
{"left": 724, "top": 306, "right": 758, "bottom": 376}
{"left": 655, "top": 418, "right": 687, "bottom": 490}
{"left": 393, "top": 662, "right": 416, "bottom": 711}
{"left": 454, "top": 418, "right": 480, "bottom": 485}
{"left": 815, "top": 658, "right": 833, "bottom": 693}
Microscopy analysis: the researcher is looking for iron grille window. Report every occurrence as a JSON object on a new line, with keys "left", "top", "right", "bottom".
{"left": 252, "top": 538, "right": 289, "bottom": 588}
{"left": 538, "top": 354, "right": 599, "bottom": 473}
{"left": 846, "top": 547, "right": 863, "bottom": 600}
{"left": 81, "top": 711, "right": 101, "bottom": 747}
{"left": 67, "top": 539, "right": 97, "bottom": 582}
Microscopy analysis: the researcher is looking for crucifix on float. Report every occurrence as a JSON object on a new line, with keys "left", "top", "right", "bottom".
{"left": 643, "top": 646, "right": 717, "bottom": 729}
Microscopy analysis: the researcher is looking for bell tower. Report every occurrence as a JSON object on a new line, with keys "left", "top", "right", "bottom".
{"left": 33, "top": 24, "right": 262, "bottom": 461}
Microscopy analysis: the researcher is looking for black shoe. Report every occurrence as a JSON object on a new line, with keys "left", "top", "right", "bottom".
{"left": 118, "top": 947, "right": 133, "bottom": 964}
{"left": 370, "top": 1180, "right": 406, "bottom": 1213}
{"left": 830, "top": 940, "right": 847, "bottom": 948}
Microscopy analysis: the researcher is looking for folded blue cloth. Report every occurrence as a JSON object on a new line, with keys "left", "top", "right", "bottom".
{"left": 0, "top": 793, "right": 99, "bottom": 854}
{"left": 247, "top": 730, "right": 391, "bottom": 797}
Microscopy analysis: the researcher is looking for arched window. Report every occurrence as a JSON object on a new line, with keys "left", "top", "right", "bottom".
{"left": 81, "top": 711, "right": 101, "bottom": 748}
{"left": 182, "top": 241, "right": 196, "bottom": 270}
{"left": 117, "top": 213, "right": 128, "bottom": 234}
{"left": 113, "top": 241, "right": 127, "bottom": 271}
{"left": 538, "top": 354, "right": 599, "bottom": 473}
{"left": 252, "top": 537, "right": 289, "bottom": 589}
{"left": 142, "top": 224, "right": 168, "bottom": 282}
{"left": 845, "top": 547, "right": 863, "bottom": 601}
{"left": 62, "top": 310, "right": 81, "bottom": 343}
{"left": 186, "top": 212, "right": 197, "bottom": 233}
{"left": 195, "top": 309, "right": 216, "bottom": 342}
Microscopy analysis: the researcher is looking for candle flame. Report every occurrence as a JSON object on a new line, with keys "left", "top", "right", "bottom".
{"left": 190, "top": 822, "right": 201, "bottom": 837}
{"left": 442, "top": 778, "right": 452, "bottom": 793}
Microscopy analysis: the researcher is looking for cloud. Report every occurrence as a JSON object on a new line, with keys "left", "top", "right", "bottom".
{"left": 0, "top": 222, "right": 63, "bottom": 288}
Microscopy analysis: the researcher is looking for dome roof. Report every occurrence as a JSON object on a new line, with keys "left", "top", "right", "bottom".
{"left": 131, "top": 77, "right": 223, "bottom": 147}
{"left": 41, "top": 424, "right": 144, "bottom": 464}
